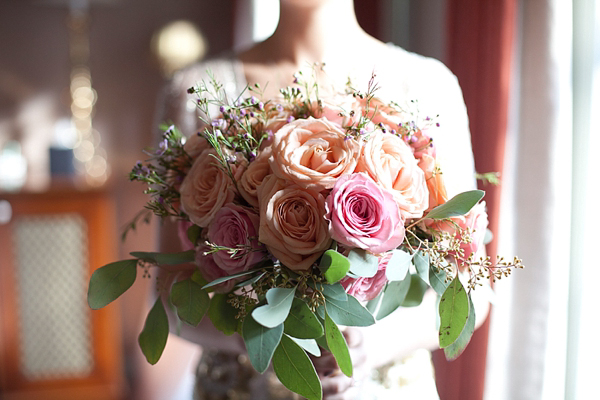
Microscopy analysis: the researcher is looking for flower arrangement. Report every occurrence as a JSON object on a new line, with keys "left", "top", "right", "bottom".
{"left": 87, "top": 68, "right": 522, "bottom": 400}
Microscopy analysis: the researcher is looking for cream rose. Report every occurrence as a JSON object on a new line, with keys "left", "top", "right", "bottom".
{"left": 356, "top": 131, "right": 429, "bottom": 219}
{"left": 257, "top": 175, "right": 332, "bottom": 271}
{"left": 269, "top": 117, "right": 361, "bottom": 191}
{"left": 179, "top": 149, "right": 240, "bottom": 227}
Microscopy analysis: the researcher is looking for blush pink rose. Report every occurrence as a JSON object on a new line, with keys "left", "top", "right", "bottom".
{"left": 325, "top": 173, "right": 405, "bottom": 254}
{"left": 179, "top": 149, "right": 243, "bottom": 227}
{"left": 269, "top": 117, "right": 361, "bottom": 191}
{"left": 206, "top": 203, "right": 265, "bottom": 274}
{"left": 356, "top": 131, "right": 429, "bottom": 219}
{"left": 340, "top": 253, "right": 390, "bottom": 301}
{"left": 311, "top": 96, "right": 362, "bottom": 127}
{"left": 239, "top": 148, "right": 272, "bottom": 208}
{"left": 257, "top": 175, "right": 332, "bottom": 271}
{"left": 409, "top": 128, "right": 436, "bottom": 159}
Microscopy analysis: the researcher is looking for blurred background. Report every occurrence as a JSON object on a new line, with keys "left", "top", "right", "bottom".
{"left": 0, "top": 0, "right": 597, "bottom": 399}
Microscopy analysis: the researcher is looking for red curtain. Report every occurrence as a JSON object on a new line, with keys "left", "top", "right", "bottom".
{"left": 432, "top": 1, "right": 517, "bottom": 399}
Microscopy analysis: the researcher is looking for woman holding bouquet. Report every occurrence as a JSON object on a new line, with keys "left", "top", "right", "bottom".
{"left": 154, "top": 0, "right": 490, "bottom": 398}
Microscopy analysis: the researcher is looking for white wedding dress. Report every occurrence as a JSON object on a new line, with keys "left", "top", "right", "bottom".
{"left": 158, "top": 44, "right": 477, "bottom": 400}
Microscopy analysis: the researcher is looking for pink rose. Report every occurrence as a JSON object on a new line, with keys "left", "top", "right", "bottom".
{"left": 206, "top": 204, "right": 265, "bottom": 274}
{"left": 179, "top": 149, "right": 243, "bottom": 227}
{"left": 340, "top": 254, "right": 390, "bottom": 301}
{"left": 258, "top": 175, "right": 332, "bottom": 271}
{"left": 269, "top": 117, "right": 361, "bottom": 191}
{"left": 239, "top": 148, "right": 272, "bottom": 208}
{"left": 325, "top": 173, "right": 405, "bottom": 254}
{"left": 194, "top": 244, "right": 236, "bottom": 293}
{"left": 356, "top": 131, "right": 429, "bottom": 219}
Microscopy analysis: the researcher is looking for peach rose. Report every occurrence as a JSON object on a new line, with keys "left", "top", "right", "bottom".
{"left": 239, "top": 147, "right": 272, "bottom": 208}
{"left": 311, "top": 96, "right": 362, "bottom": 127}
{"left": 179, "top": 149, "right": 242, "bottom": 227}
{"left": 183, "top": 131, "right": 212, "bottom": 159}
{"left": 269, "top": 117, "right": 361, "bottom": 191}
{"left": 418, "top": 154, "right": 448, "bottom": 210}
{"left": 409, "top": 128, "right": 436, "bottom": 159}
{"left": 257, "top": 175, "right": 332, "bottom": 271}
{"left": 356, "top": 131, "right": 429, "bottom": 219}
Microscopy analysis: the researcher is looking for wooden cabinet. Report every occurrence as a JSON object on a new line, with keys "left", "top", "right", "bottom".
{"left": 0, "top": 188, "right": 124, "bottom": 400}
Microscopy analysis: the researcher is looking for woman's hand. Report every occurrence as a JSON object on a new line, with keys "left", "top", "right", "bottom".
{"left": 312, "top": 327, "right": 370, "bottom": 400}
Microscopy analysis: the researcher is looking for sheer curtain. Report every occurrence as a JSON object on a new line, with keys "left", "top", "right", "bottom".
{"left": 484, "top": 0, "right": 600, "bottom": 398}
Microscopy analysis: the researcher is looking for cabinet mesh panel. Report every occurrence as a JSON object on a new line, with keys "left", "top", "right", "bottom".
{"left": 13, "top": 214, "right": 94, "bottom": 380}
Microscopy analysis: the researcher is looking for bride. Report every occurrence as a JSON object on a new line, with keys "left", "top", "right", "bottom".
{"left": 155, "top": 0, "right": 490, "bottom": 398}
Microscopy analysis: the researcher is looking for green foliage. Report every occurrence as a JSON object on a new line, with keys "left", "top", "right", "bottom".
{"left": 208, "top": 293, "right": 239, "bottom": 335}
{"left": 444, "top": 295, "right": 476, "bottom": 360}
{"left": 429, "top": 266, "right": 450, "bottom": 295}
{"left": 273, "top": 335, "right": 322, "bottom": 400}
{"left": 242, "top": 315, "right": 284, "bottom": 374}
{"left": 87, "top": 259, "right": 137, "bottom": 309}
{"left": 130, "top": 250, "right": 195, "bottom": 265}
{"left": 186, "top": 224, "right": 202, "bottom": 246}
{"left": 290, "top": 337, "right": 321, "bottom": 357}
{"left": 347, "top": 249, "right": 378, "bottom": 278}
{"left": 376, "top": 274, "right": 412, "bottom": 320}
{"left": 413, "top": 251, "right": 430, "bottom": 285}
{"left": 252, "top": 287, "right": 297, "bottom": 328}
{"left": 319, "top": 250, "right": 351, "bottom": 284}
{"left": 324, "top": 311, "right": 352, "bottom": 377}
{"left": 169, "top": 278, "right": 210, "bottom": 326}
{"left": 320, "top": 295, "right": 375, "bottom": 327}
{"left": 202, "top": 269, "right": 257, "bottom": 289}
{"left": 402, "top": 274, "right": 429, "bottom": 307}
{"left": 138, "top": 297, "right": 169, "bottom": 365}
{"left": 438, "top": 276, "right": 469, "bottom": 348}
{"left": 320, "top": 282, "right": 348, "bottom": 301}
{"left": 284, "top": 298, "right": 324, "bottom": 339}
{"left": 424, "top": 190, "right": 485, "bottom": 220}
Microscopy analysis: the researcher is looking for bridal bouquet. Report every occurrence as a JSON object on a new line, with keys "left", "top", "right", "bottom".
{"left": 88, "top": 70, "right": 521, "bottom": 400}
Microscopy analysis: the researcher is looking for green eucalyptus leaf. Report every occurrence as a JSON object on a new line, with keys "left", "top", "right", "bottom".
{"left": 413, "top": 251, "right": 430, "bottom": 285}
{"left": 236, "top": 271, "right": 268, "bottom": 288}
{"left": 289, "top": 336, "right": 321, "bottom": 357}
{"left": 190, "top": 270, "right": 209, "bottom": 287}
{"left": 438, "top": 276, "right": 469, "bottom": 348}
{"left": 130, "top": 250, "right": 195, "bottom": 265}
{"left": 365, "top": 290, "right": 383, "bottom": 314}
{"left": 376, "top": 275, "right": 412, "bottom": 320}
{"left": 347, "top": 249, "right": 378, "bottom": 278}
{"left": 324, "top": 295, "right": 375, "bottom": 327}
{"left": 284, "top": 298, "right": 324, "bottom": 339}
{"left": 315, "top": 334, "right": 331, "bottom": 353}
{"left": 88, "top": 259, "right": 137, "bottom": 309}
{"left": 402, "top": 274, "right": 429, "bottom": 307}
{"left": 138, "top": 297, "right": 169, "bottom": 365}
{"left": 242, "top": 316, "right": 284, "bottom": 374}
{"left": 424, "top": 190, "right": 485, "bottom": 220}
{"left": 385, "top": 249, "right": 412, "bottom": 281}
{"left": 273, "top": 335, "right": 322, "bottom": 400}
{"left": 208, "top": 293, "right": 239, "bottom": 335}
{"left": 429, "top": 266, "right": 450, "bottom": 296}
{"left": 319, "top": 250, "right": 351, "bottom": 284}
{"left": 202, "top": 269, "right": 258, "bottom": 289}
{"left": 320, "top": 282, "right": 348, "bottom": 301}
{"left": 169, "top": 278, "right": 210, "bottom": 326}
{"left": 252, "top": 287, "right": 297, "bottom": 328}
{"left": 324, "top": 311, "right": 352, "bottom": 377}
{"left": 444, "top": 295, "right": 476, "bottom": 360}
